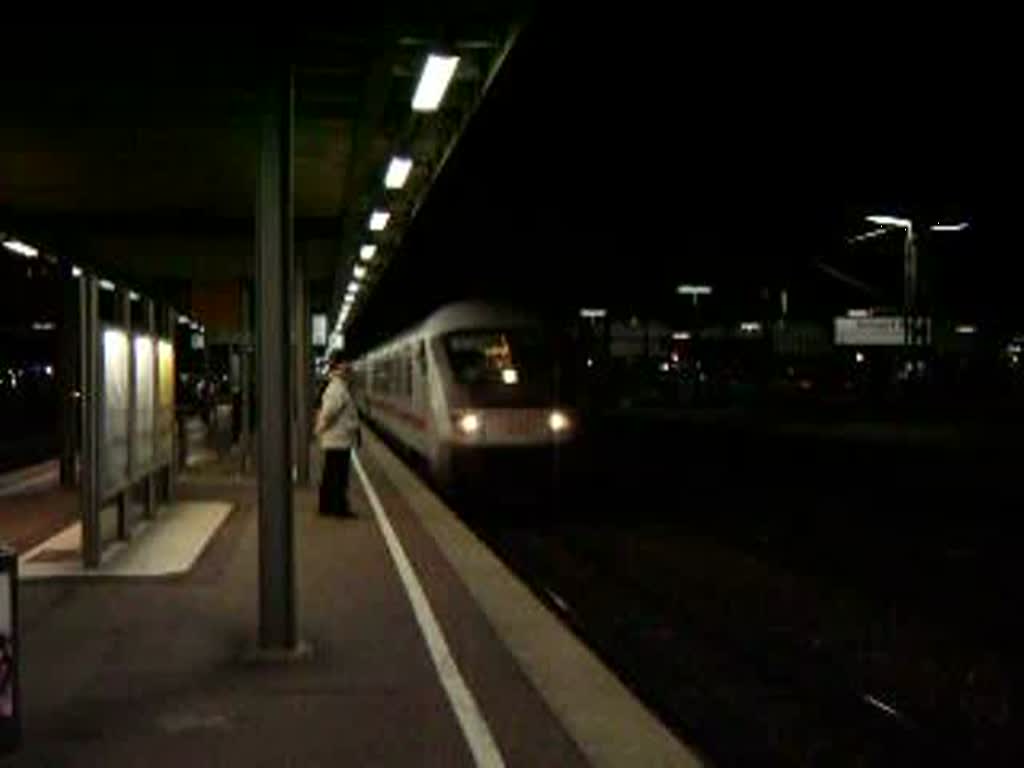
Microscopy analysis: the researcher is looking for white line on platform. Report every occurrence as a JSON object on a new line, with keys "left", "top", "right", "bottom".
{"left": 863, "top": 693, "right": 904, "bottom": 719}
{"left": 353, "top": 451, "right": 506, "bottom": 768}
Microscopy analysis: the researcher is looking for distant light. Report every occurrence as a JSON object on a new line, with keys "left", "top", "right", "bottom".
{"left": 412, "top": 54, "right": 460, "bottom": 112}
{"left": 659, "top": 362, "right": 670, "bottom": 372}
{"left": 855, "top": 352, "right": 865, "bottom": 364}
{"left": 369, "top": 210, "right": 390, "bottom": 231}
{"left": 548, "top": 410, "right": 570, "bottom": 433}
{"left": 740, "top": 321, "right": 762, "bottom": 333}
{"left": 45, "top": 365, "right": 54, "bottom": 377}
{"left": 384, "top": 156, "right": 413, "bottom": 189}
{"left": 2, "top": 240, "right": 39, "bottom": 258}
{"left": 931, "top": 222, "right": 969, "bottom": 232}
{"left": 177, "top": 316, "right": 191, "bottom": 325}
{"left": 501, "top": 368, "right": 519, "bottom": 385}
{"left": 347, "top": 281, "right": 361, "bottom": 294}
{"left": 129, "top": 291, "right": 140, "bottom": 302}
{"left": 579, "top": 308, "right": 607, "bottom": 319}
{"left": 98, "top": 279, "right": 115, "bottom": 292}
{"left": 670, "top": 352, "right": 680, "bottom": 363}
{"left": 866, "top": 215, "right": 912, "bottom": 229}
{"left": 672, "top": 331, "right": 691, "bottom": 340}
{"left": 586, "top": 358, "right": 594, "bottom": 368}
{"left": 458, "top": 412, "right": 481, "bottom": 434}
{"left": 955, "top": 324, "right": 977, "bottom": 335}
{"left": 32, "top": 321, "right": 56, "bottom": 331}
{"left": 677, "top": 284, "right": 712, "bottom": 296}
{"left": 71, "top": 265, "right": 83, "bottom": 278}
{"left": 353, "top": 265, "right": 367, "bottom": 280}
{"left": 360, "top": 244, "right": 377, "bottom": 262}
{"left": 847, "top": 309, "right": 871, "bottom": 318}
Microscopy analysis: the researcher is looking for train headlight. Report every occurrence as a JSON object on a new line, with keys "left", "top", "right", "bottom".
{"left": 548, "top": 410, "right": 570, "bottom": 433}
{"left": 457, "top": 412, "right": 482, "bottom": 435}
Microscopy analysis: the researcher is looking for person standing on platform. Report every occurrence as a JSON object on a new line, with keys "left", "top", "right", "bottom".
{"left": 315, "top": 350, "right": 361, "bottom": 517}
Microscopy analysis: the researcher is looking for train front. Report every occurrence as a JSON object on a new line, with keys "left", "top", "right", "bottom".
{"left": 437, "top": 327, "right": 577, "bottom": 492}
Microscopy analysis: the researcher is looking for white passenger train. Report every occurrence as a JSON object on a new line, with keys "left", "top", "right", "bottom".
{"left": 351, "top": 302, "right": 575, "bottom": 485}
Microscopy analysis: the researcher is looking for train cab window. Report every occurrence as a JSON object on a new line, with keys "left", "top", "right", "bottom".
{"left": 443, "top": 329, "right": 573, "bottom": 406}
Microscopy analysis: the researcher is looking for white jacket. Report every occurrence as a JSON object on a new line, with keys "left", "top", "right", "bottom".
{"left": 315, "top": 375, "right": 360, "bottom": 450}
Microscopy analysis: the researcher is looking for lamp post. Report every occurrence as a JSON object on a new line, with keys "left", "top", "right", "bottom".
{"left": 864, "top": 217, "right": 969, "bottom": 349}
{"left": 859, "top": 215, "right": 970, "bottom": 392}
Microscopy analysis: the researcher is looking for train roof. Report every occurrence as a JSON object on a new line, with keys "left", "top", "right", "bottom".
{"left": 359, "top": 301, "right": 538, "bottom": 360}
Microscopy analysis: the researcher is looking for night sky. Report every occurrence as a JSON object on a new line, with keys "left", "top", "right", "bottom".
{"left": 351, "top": 10, "right": 1021, "bottom": 349}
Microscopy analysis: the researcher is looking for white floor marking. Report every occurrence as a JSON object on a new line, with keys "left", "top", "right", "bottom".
{"left": 353, "top": 451, "right": 506, "bottom": 768}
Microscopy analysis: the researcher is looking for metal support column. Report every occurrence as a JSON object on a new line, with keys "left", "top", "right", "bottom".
{"left": 294, "top": 246, "right": 311, "bottom": 486}
{"left": 144, "top": 300, "right": 158, "bottom": 518}
{"left": 241, "top": 281, "right": 253, "bottom": 475}
{"left": 79, "top": 274, "right": 101, "bottom": 569}
{"left": 118, "top": 289, "right": 133, "bottom": 541}
{"left": 166, "top": 308, "right": 178, "bottom": 502}
{"left": 57, "top": 257, "right": 79, "bottom": 488}
{"left": 256, "top": 65, "right": 297, "bottom": 651}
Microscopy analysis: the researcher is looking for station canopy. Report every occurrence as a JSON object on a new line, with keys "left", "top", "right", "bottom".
{"left": 0, "top": 20, "right": 524, "bottom": 329}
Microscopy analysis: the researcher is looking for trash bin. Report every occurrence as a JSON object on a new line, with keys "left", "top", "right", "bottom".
{"left": 0, "top": 547, "right": 19, "bottom": 753}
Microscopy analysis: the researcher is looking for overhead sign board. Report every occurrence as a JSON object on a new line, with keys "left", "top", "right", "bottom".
{"left": 835, "top": 316, "right": 931, "bottom": 346}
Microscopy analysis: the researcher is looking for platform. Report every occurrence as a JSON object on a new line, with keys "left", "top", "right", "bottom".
{"left": 9, "top": 430, "right": 700, "bottom": 767}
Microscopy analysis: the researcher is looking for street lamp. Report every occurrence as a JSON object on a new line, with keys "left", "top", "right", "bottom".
{"left": 863, "top": 214, "right": 970, "bottom": 350}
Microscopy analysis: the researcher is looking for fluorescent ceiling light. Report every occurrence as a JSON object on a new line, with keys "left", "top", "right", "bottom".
{"left": 672, "top": 331, "right": 691, "bottom": 340}
{"left": 99, "top": 279, "right": 116, "bottom": 292}
{"left": 677, "top": 284, "right": 712, "bottom": 295}
{"left": 384, "top": 156, "right": 413, "bottom": 189}
{"left": 369, "top": 210, "right": 390, "bottom": 231}
{"left": 579, "top": 308, "right": 607, "bottom": 318}
{"left": 32, "top": 322, "right": 56, "bottom": 331}
{"left": 347, "top": 281, "right": 360, "bottom": 294}
{"left": 955, "top": 324, "right": 977, "bottom": 335}
{"left": 412, "top": 54, "right": 460, "bottom": 112}
{"left": 3, "top": 239, "right": 39, "bottom": 258}
{"left": 866, "top": 215, "right": 912, "bottom": 229}
{"left": 847, "top": 309, "right": 871, "bottom": 318}
{"left": 360, "top": 244, "right": 377, "bottom": 262}
{"left": 931, "top": 222, "right": 969, "bottom": 232}
{"left": 740, "top": 322, "right": 762, "bottom": 333}
{"left": 353, "top": 265, "right": 367, "bottom": 280}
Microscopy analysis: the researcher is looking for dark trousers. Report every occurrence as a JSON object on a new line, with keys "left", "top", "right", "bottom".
{"left": 319, "top": 448, "right": 352, "bottom": 517}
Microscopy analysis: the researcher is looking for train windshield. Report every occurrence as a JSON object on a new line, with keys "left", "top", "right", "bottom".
{"left": 443, "top": 329, "right": 572, "bottom": 406}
